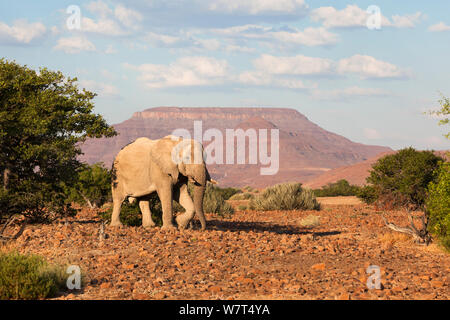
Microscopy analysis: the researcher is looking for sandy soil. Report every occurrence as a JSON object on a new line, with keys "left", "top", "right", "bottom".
{"left": 316, "top": 196, "right": 362, "bottom": 206}
{"left": 1, "top": 198, "right": 448, "bottom": 300}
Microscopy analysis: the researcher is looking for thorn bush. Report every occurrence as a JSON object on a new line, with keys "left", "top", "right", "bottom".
{"left": 249, "top": 183, "right": 320, "bottom": 211}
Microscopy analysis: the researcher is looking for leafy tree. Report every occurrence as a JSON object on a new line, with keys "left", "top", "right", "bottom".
{"left": 0, "top": 59, "right": 116, "bottom": 223}
{"left": 426, "top": 162, "right": 450, "bottom": 251}
{"left": 64, "top": 163, "right": 112, "bottom": 208}
{"left": 362, "top": 148, "right": 443, "bottom": 210}
{"left": 428, "top": 94, "right": 450, "bottom": 139}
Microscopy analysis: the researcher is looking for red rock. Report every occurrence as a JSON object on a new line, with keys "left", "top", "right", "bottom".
{"left": 208, "top": 286, "right": 222, "bottom": 293}
{"left": 431, "top": 280, "right": 444, "bottom": 288}
{"left": 153, "top": 292, "right": 166, "bottom": 300}
{"left": 311, "top": 263, "right": 326, "bottom": 271}
{"left": 338, "top": 293, "right": 350, "bottom": 300}
{"left": 100, "top": 282, "right": 111, "bottom": 289}
{"left": 133, "top": 293, "right": 151, "bottom": 300}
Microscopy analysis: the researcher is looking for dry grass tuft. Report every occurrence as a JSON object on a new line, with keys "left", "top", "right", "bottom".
{"left": 378, "top": 232, "right": 412, "bottom": 245}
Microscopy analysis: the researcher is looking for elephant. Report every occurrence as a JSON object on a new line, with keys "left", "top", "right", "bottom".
{"left": 110, "top": 135, "right": 213, "bottom": 230}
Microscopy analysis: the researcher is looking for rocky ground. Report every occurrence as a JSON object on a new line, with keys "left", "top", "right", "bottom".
{"left": 1, "top": 197, "right": 449, "bottom": 300}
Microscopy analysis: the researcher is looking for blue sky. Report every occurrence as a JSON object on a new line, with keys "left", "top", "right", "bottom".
{"left": 1, "top": 0, "right": 450, "bottom": 150}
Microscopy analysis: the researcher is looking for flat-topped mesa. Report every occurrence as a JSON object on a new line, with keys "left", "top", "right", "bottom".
{"left": 81, "top": 105, "right": 393, "bottom": 187}
{"left": 132, "top": 106, "right": 307, "bottom": 122}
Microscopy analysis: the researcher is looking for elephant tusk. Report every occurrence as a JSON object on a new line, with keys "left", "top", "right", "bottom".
{"left": 208, "top": 179, "right": 218, "bottom": 185}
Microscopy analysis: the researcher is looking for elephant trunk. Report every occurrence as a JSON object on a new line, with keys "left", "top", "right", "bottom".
{"left": 192, "top": 165, "right": 208, "bottom": 230}
{"left": 193, "top": 183, "right": 206, "bottom": 230}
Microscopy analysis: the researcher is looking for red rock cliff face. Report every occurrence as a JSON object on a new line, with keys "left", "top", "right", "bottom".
{"left": 79, "top": 107, "right": 392, "bottom": 187}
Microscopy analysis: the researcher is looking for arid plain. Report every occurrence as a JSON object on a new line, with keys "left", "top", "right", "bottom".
{"left": 2, "top": 197, "right": 448, "bottom": 300}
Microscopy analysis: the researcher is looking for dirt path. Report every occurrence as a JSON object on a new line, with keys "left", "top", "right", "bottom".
{"left": 2, "top": 201, "right": 449, "bottom": 300}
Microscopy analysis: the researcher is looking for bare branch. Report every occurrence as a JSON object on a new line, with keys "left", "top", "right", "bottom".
{"left": 0, "top": 215, "right": 27, "bottom": 242}
{"left": 381, "top": 212, "right": 431, "bottom": 245}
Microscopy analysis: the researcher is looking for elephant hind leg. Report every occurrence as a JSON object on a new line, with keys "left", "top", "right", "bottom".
{"left": 139, "top": 199, "right": 156, "bottom": 228}
{"left": 110, "top": 188, "right": 125, "bottom": 227}
{"left": 175, "top": 184, "right": 195, "bottom": 230}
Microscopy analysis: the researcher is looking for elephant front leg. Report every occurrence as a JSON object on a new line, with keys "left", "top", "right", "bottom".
{"left": 174, "top": 183, "right": 195, "bottom": 230}
{"left": 139, "top": 199, "right": 156, "bottom": 228}
{"left": 157, "top": 184, "right": 176, "bottom": 230}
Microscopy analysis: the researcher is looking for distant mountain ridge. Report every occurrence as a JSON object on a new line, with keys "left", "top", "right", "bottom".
{"left": 80, "top": 107, "right": 393, "bottom": 187}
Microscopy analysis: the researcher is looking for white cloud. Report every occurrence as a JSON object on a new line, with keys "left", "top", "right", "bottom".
{"left": 209, "top": 24, "right": 269, "bottom": 36}
{"left": 253, "top": 54, "right": 334, "bottom": 75}
{"left": 208, "top": 0, "right": 307, "bottom": 15}
{"left": 390, "top": 12, "right": 423, "bottom": 28}
{"left": 79, "top": 79, "right": 120, "bottom": 98}
{"left": 80, "top": 1, "right": 142, "bottom": 35}
{"left": 337, "top": 55, "right": 410, "bottom": 79}
{"left": 428, "top": 22, "right": 450, "bottom": 32}
{"left": 104, "top": 44, "right": 117, "bottom": 54}
{"left": 53, "top": 36, "right": 96, "bottom": 54}
{"left": 363, "top": 128, "right": 382, "bottom": 140}
{"left": 126, "top": 56, "right": 230, "bottom": 88}
{"left": 114, "top": 4, "right": 143, "bottom": 30}
{"left": 125, "top": 53, "right": 409, "bottom": 90}
{"left": 145, "top": 30, "right": 255, "bottom": 53}
{"left": 86, "top": 0, "right": 113, "bottom": 17}
{"left": 238, "top": 71, "right": 311, "bottom": 89}
{"left": 249, "top": 54, "right": 408, "bottom": 80}
{"left": 81, "top": 16, "right": 126, "bottom": 36}
{"left": 0, "top": 19, "right": 46, "bottom": 45}
{"left": 146, "top": 32, "right": 183, "bottom": 47}
{"left": 267, "top": 27, "right": 338, "bottom": 47}
{"left": 209, "top": 24, "right": 339, "bottom": 47}
{"left": 311, "top": 5, "right": 422, "bottom": 29}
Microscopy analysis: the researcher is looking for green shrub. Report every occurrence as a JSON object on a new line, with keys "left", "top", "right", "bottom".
{"left": 314, "top": 179, "right": 361, "bottom": 197}
{"left": 426, "top": 161, "right": 450, "bottom": 251}
{"left": 0, "top": 188, "right": 75, "bottom": 224}
{"left": 100, "top": 193, "right": 163, "bottom": 227}
{"left": 202, "top": 185, "right": 234, "bottom": 217}
{"left": 64, "top": 163, "right": 112, "bottom": 209}
{"left": 229, "top": 192, "right": 254, "bottom": 200}
{"left": 249, "top": 183, "right": 320, "bottom": 211}
{"left": 212, "top": 187, "right": 242, "bottom": 200}
{"left": 357, "top": 185, "right": 378, "bottom": 205}
{"left": 237, "top": 204, "right": 247, "bottom": 211}
{"left": 0, "top": 252, "right": 66, "bottom": 299}
{"left": 100, "top": 184, "right": 235, "bottom": 224}
{"left": 360, "top": 148, "right": 443, "bottom": 209}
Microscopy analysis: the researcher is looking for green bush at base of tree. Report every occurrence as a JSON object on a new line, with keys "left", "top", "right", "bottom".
{"left": 100, "top": 193, "right": 163, "bottom": 227}
{"left": 64, "top": 163, "right": 112, "bottom": 209}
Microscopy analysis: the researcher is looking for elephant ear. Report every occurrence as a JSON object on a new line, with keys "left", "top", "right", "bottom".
{"left": 150, "top": 137, "right": 180, "bottom": 183}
